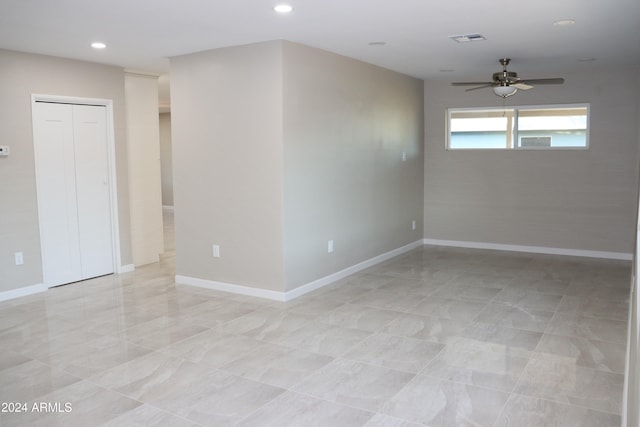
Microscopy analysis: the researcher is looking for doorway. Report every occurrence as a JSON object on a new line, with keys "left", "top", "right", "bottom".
{"left": 31, "top": 95, "right": 121, "bottom": 287}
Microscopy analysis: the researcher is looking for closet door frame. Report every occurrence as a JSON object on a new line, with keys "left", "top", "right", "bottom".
{"left": 31, "top": 94, "right": 123, "bottom": 287}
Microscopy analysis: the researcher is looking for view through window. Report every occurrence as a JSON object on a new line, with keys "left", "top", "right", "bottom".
{"left": 448, "top": 104, "right": 589, "bottom": 150}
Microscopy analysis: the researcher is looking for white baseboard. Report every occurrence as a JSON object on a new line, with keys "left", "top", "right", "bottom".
{"left": 176, "top": 275, "right": 287, "bottom": 301}
{"left": 1, "top": 265, "right": 135, "bottom": 303}
{"left": 176, "top": 239, "right": 424, "bottom": 302}
{"left": 423, "top": 238, "right": 633, "bottom": 261}
{"left": 119, "top": 264, "right": 135, "bottom": 273}
{"left": 162, "top": 205, "right": 175, "bottom": 212}
{"left": 285, "top": 239, "right": 424, "bottom": 300}
{"left": 0, "top": 283, "right": 47, "bottom": 302}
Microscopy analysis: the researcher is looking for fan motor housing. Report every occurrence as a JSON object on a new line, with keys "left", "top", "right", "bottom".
{"left": 493, "top": 71, "right": 518, "bottom": 84}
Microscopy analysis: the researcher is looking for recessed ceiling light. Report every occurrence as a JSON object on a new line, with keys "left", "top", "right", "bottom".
{"left": 553, "top": 19, "right": 576, "bottom": 26}
{"left": 274, "top": 4, "right": 293, "bottom": 13}
{"left": 368, "top": 41, "right": 387, "bottom": 46}
{"left": 91, "top": 42, "right": 106, "bottom": 49}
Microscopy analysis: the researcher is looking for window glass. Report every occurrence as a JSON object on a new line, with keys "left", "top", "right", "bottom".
{"left": 448, "top": 105, "right": 588, "bottom": 150}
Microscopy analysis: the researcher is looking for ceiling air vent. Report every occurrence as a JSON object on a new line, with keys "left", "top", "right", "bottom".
{"left": 449, "top": 33, "right": 486, "bottom": 43}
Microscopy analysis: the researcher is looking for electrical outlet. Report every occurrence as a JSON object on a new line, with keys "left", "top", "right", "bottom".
{"left": 412, "top": 220, "right": 416, "bottom": 230}
{"left": 401, "top": 151, "right": 407, "bottom": 162}
{"left": 212, "top": 245, "right": 221, "bottom": 258}
{"left": 14, "top": 252, "right": 23, "bottom": 265}
{"left": 328, "top": 240, "right": 334, "bottom": 253}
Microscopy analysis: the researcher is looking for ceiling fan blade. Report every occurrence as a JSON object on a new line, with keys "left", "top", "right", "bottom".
{"left": 513, "top": 83, "right": 533, "bottom": 90}
{"left": 451, "top": 82, "right": 494, "bottom": 86}
{"left": 465, "top": 84, "right": 494, "bottom": 92}
{"left": 518, "top": 78, "right": 564, "bottom": 85}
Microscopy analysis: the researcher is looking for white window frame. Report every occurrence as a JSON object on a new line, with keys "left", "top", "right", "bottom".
{"left": 446, "top": 103, "right": 590, "bottom": 151}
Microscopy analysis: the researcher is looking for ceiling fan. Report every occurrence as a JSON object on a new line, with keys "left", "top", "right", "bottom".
{"left": 451, "top": 58, "right": 564, "bottom": 98}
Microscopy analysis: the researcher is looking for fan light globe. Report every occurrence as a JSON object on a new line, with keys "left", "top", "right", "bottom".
{"left": 493, "top": 85, "right": 518, "bottom": 98}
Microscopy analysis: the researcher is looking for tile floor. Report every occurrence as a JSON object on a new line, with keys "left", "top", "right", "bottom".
{"left": 0, "top": 211, "right": 631, "bottom": 426}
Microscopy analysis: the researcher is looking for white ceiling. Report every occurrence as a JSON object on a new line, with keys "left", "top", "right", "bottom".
{"left": 2, "top": 0, "right": 639, "bottom": 88}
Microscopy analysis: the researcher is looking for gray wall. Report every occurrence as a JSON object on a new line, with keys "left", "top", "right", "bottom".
{"left": 282, "top": 41, "right": 424, "bottom": 290}
{"left": 424, "top": 68, "right": 639, "bottom": 254}
{"left": 0, "top": 49, "right": 132, "bottom": 293}
{"left": 171, "top": 40, "right": 424, "bottom": 293}
{"left": 171, "top": 41, "right": 287, "bottom": 292}
{"left": 623, "top": 69, "right": 640, "bottom": 427}
{"left": 159, "top": 112, "right": 174, "bottom": 206}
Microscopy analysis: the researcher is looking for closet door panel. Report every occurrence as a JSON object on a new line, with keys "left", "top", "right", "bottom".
{"left": 72, "top": 105, "right": 114, "bottom": 279}
{"left": 32, "top": 102, "right": 82, "bottom": 286}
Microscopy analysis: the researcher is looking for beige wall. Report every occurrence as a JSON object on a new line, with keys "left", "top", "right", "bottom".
{"left": 282, "top": 41, "right": 424, "bottom": 290}
{"left": 0, "top": 49, "right": 132, "bottom": 293}
{"left": 424, "top": 68, "right": 639, "bottom": 254}
{"left": 125, "top": 73, "right": 163, "bottom": 266}
{"left": 171, "top": 40, "right": 424, "bottom": 294}
{"left": 159, "top": 112, "right": 173, "bottom": 206}
{"left": 171, "top": 41, "right": 287, "bottom": 292}
{"left": 623, "top": 69, "right": 640, "bottom": 427}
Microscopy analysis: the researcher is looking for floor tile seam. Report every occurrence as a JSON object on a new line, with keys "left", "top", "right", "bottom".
{"left": 0, "top": 354, "right": 34, "bottom": 375}
{"left": 527, "top": 350, "right": 626, "bottom": 376}
{"left": 552, "top": 311, "right": 630, "bottom": 323}
{"left": 540, "top": 327, "right": 629, "bottom": 346}
{"left": 366, "top": 413, "right": 431, "bottom": 427}
{"left": 81, "top": 348, "right": 182, "bottom": 387}
{"left": 337, "top": 349, "right": 435, "bottom": 376}
{"left": 3, "top": 361, "right": 86, "bottom": 403}
{"left": 324, "top": 310, "right": 404, "bottom": 335}
{"left": 49, "top": 345, "right": 158, "bottom": 379}
{"left": 557, "top": 293, "right": 631, "bottom": 302}
{"left": 94, "top": 383, "right": 207, "bottom": 426}
{"left": 536, "top": 331, "right": 629, "bottom": 349}
{"left": 309, "top": 355, "right": 423, "bottom": 381}
{"left": 228, "top": 388, "right": 296, "bottom": 426}
{"left": 280, "top": 373, "right": 406, "bottom": 418}
{"left": 88, "top": 366, "right": 276, "bottom": 415}
{"left": 460, "top": 319, "right": 547, "bottom": 339}
{"left": 217, "top": 357, "right": 334, "bottom": 392}
{"left": 489, "top": 391, "right": 517, "bottom": 427}
{"left": 413, "top": 366, "right": 522, "bottom": 395}
{"left": 338, "top": 300, "right": 418, "bottom": 316}
{"left": 512, "top": 372, "right": 622, "bottom": 415}
{"left": 469, "top": 318, "right": 551, "bottom": 334}
{"left": 265, "top": 328, "right": 374, "bottom": 360}
{"left": 43, "top": 375, "right": 128, "bottom": 407}
{"left": 507, "top": 390, "right": 623, "bottom": 416}
{"left": 355, "top": 395, "right": 430, "bottom": 426}
{"left": 121, "top": 332, "right": 194, "bottom": 352}
{"left": 547, "top": 309, "right": 629, "bottom": 326}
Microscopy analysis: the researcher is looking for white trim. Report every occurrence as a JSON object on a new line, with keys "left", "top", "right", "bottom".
{"left": 176, "top": 275, "right": 287, "bottom": 301}
{"left": 423, "top": 238, "right": 632, "bottom": 261}
{"left": 162, "top": 205, "right": 175, "bottom": 212}
{"left": 447, "top": 103, "right": 590, "bottom": 151}
{"left": 31, "top": 94, "right": 122, "bottom": 287}
{"left": 176, "top": 239, "right": 424, "bottom": 302}
{"left": 124, "top": 69, "right": 160, "bottom": 78}
{"left": 119, "top": 264, "right": 135, "bottom": 274}
{"left": 285, "top": 240, "right": 424, "bottom": 300}
{"left": 0, "top": 283, "right": 46, "bottom": 302}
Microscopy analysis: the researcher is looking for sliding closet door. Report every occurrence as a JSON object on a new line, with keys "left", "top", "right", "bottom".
{"left": 33, "top": 101, "right": 114, "bottom": 287}
{"left": 73, "top": 104, "right": 114, "bottom": 279}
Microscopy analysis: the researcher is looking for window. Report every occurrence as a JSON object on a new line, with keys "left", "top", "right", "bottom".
{"left": 447, "top": 104, "right": 589, "bottom": 150}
